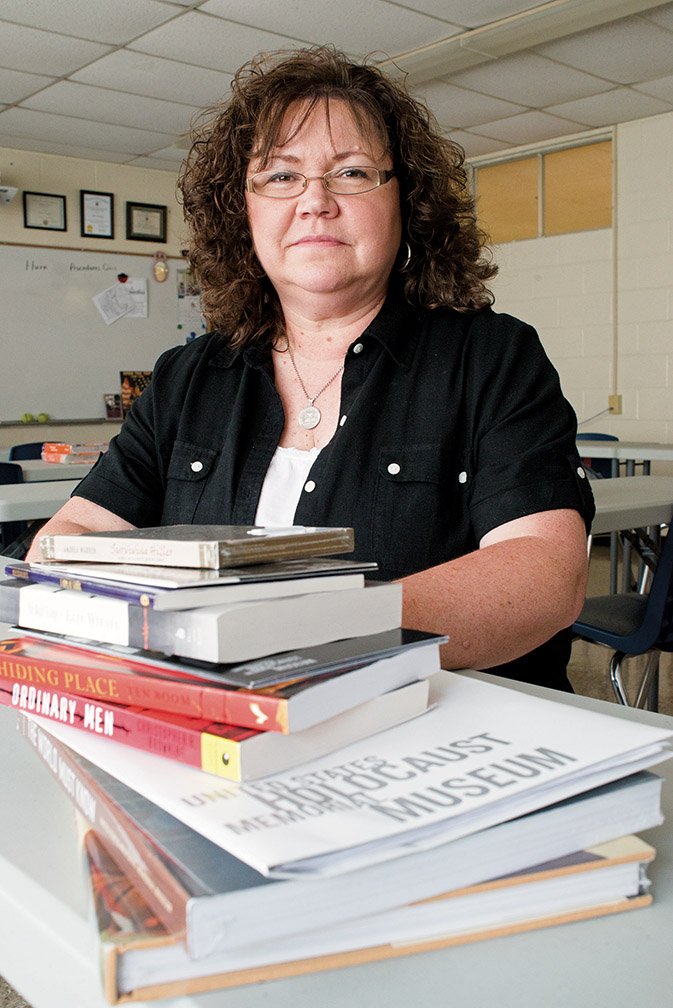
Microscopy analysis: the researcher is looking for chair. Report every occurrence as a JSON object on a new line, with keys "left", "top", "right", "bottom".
{"left": 8, "top": 441, "right": 44, "bottom": 460}
{"left": 572, "top": 526, "right": 673, "bottom": 712}
{"left": 577, "top": 432, "right": 618, "bottom": 479}
{"left": 0, "top": 461, "right": 27, "bottom": 553}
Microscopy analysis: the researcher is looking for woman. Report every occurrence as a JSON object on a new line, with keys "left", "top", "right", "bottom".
{"left": 27, "top": 46, "right": 594, "bottom": 687}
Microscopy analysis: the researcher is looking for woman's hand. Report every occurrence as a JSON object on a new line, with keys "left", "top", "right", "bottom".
{"left": 399, "top": 508, "right": 588, "bottom": 670}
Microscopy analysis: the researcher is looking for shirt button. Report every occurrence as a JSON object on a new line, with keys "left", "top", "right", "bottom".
{"left": 190, "top": 460, "right": 203, "bottom": 472}
{"left": 304, "top": 480, "right": 316, "bottom": 493}
{"left": 352, "top": 342, "right": 364, "bottom": 354}
{"left": 387, "top": 462, "right": 401, "bottom": 476}
{"left": 339, "top": 414, "right": 347, "bottom": 426}
{"left": 458, "top": 471, "right": 467, "bottom": 484}
{"left": 577, "top": 466, "right": 586, "bottom": 479}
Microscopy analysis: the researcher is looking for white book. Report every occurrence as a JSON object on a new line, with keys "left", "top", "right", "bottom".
{"left": 38, "top": 671, "right": 673, "bottom": 879}
{"left": 1, "top": 580, "right": 402, "bottom": 663}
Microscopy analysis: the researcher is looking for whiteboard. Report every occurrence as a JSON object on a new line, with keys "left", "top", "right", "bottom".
{"left": 0, "top": 245, "right": 191, "bottom": 421}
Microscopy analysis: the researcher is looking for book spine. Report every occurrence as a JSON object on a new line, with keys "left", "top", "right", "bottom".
{"left": 17, "top": 713, "right": 188, "bottom": 934}
{"left": 39, "top": 536, "right": 217, "bottom": 568}
{"left": 6, "top": 564, "right": 156, "bottom": 608}
{"left": 0, "top": 580, "right": 132, "bottom": 647}
{"left": 3, "top": 680, "right": 251, "bottom": 780}
{"left": 0, "top": 646, "right": 288, "bottom": 730}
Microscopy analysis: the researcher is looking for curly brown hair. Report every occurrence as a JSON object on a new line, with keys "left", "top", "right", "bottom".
{"left": 178, "top": 45, "right": 496, "bottom": 347}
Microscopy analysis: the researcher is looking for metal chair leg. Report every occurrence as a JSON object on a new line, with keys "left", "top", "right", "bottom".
{"left": 609, "top": 651, "right": 629, "bottom": 705}
{"left": 634, "top": 652, "right": 660, "bottom": 712}
{"left": 609, "top": 649, "right": 660, "bottom": 711}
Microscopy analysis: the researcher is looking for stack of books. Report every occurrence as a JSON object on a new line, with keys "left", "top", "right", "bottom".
{"left": 2, "top": 524, "right": 673, "bottom": 1004}
{"left": 0, "top": 524, "right": 439, "bottom": 780}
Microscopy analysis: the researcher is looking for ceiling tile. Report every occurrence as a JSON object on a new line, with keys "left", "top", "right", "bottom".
{"left": 0, "top": 22, "right": 111, "bottom": 75}
{"left": 0, "top": 132, "right": 131, "bottom": 161}
{"left": 201, "top": 0, "right": 460, "bottom": 56}
{"left": 0, "top": 0, "right": 177, "bottom": 44}
{"left": 22, "top": 81, "right": 201, "bottom": 136}
{"left": 125, "top": 155, "right": 181, "bottom": 170}
{"left": 471, "top": 110, "right": 590, "bottom": 145}
{"left": 448, "top": 128, "right": 511, "bottom": 157}
{"left": 71, "top": 51, "right": 233, "bottom": 107}
{"left": 413, "top": 79, "right": 525, "bottom": 128}
{"left": 534, "top": 16, "right": 673, "bottom": 84}
{"left": 0, "top": 68, "right": 55, "bottom": 104}
{"left": 0, "top": 108, "right": 172, "bottom": 154}
{"left": 547, "top": 87, "right": 673, "bottom": 126}
{"left": 385, "top": 1, "right": 541, "bottom": 29}
{"left": 639, "top": 2, "right": 673, "bottom": 30}
{"left": 447, "top": 52, "right": 615, "bottom": 106}
{"left": 633, "top": 72, "right": 673, "bottom": 103}
{"left": 127, "top": 10, "right": 304, "bottom": 73}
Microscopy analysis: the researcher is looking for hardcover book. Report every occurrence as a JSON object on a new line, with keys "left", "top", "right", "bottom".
{"left": 32, "top": 671, "right": 673, "bottom": 879}
{"left": 37, "top": 524, "right": 355, "bottom": 569}
{"left": 6, "top": 557, "right": 378, "bottom": 610}
{"left": 0, "top": 631, "right": 441, "bottom": 732}
{"left": 0, "top": 579, "right": 402, "bottom": 663}
{"left": 21, "top": 713, "right": 664, "bottom": 964}
{"left": 7, "top": 677, "right": 429, "bottom": 781}
{"left": 81, "top": 821, "right": 655, "bottom": 1005}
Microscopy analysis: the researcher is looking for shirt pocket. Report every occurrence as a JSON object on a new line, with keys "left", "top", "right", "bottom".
{"left": 162, "top": 440, "right": 219, "bottom": 524}
{"left": 372, "top": 444, "right": 448, "bottom": 576}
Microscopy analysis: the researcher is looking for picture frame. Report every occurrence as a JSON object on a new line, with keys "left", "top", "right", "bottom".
{"left": 125, "top": 201, "right": 167, "bottom": 243}
{"left": 80, "top": 190, "right": 114, "bottom": 239}
{"left": 23, "top": 191, "right": 67, "bottom": 231}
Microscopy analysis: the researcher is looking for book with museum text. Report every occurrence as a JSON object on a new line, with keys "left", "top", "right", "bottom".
{"left": 37, "top": 524, "right": 355, "bottom": 569}
{"left": 22, "top": 712, "right": 664, "bottom": 965}
{"left": 7, "top": 677, "right": 428, "bottom": 782}
{"left": 0, "top": 579, "right": 402, "bottom": 663}
{"left": 33, "top": 671, "right": 673, "bottom": 879}
{"left": 0, "top": 631, "right": 441, "bottom": 732}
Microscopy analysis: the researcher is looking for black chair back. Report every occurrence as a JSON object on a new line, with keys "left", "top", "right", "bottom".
{"left": 0, "top": 462, "right": 27, "bottom": 552}
{"left": 8, "top": 442, "right": 43, "bottom": 460}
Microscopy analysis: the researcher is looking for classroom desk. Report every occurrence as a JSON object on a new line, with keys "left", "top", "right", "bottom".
{"left": 0, "top": 479, "right": 79, "bottom": 522}
{"left": 577, "top": 439, "right": 673, "bottom": 477}
{"left": 16, "top": 459, "right": 94, "bottom": 482}
{"left": 0, "top": 666, "right": 671, "bottom": 1008}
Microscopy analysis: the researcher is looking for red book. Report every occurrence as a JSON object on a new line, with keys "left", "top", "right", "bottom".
{"left": 0, "top": 633, "right": 439, "bottom": 733}
{"left": 4, "top": 675, "right": 429, "bottom": 781}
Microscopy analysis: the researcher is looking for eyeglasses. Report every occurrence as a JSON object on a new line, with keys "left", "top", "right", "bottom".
{"left": 246, "top": 166, "right": 395, "bottom": 198}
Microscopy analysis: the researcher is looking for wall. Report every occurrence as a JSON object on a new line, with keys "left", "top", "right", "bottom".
{"left": 487, "top": 109, "right": 673, "bottom": 465}
{"left": 0, "top": 147, "right": 186, "bottom": 450}
{"left": 0, "top": 146, "right": 184, "bottom": 254}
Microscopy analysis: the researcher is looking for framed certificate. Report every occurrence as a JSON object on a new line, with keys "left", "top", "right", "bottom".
{"left": 23, "top": 191, "right": 67, "bottom": 231}
{"left": 80, "top": 190, "right": 114, "bottom": 238}
{"left": 126, "top": 201, "right": 167, "bottom": 243}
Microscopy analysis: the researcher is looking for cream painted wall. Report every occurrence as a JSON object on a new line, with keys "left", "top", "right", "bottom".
{"left": 488, "top": 110, "right": 673, "bottom": 466}
{"left": 0, "top": 146, "right": 185, "bottom": 255}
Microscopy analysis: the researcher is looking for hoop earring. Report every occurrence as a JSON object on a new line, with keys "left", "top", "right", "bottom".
{"left": 398, "top": 241, "right": 411, "bottom": 272}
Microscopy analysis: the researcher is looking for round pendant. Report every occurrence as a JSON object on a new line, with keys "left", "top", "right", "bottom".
{"left": 298, "top": 404, "right": 321, "bottom": 429}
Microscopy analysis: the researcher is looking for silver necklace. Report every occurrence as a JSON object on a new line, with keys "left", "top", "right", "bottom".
{"left": 284, "top": 338, "right": 345, "bottom": 430}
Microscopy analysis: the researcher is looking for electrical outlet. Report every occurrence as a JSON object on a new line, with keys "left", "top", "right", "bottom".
{"left": 608, "top": 394, "right": 622, "bottom": 415}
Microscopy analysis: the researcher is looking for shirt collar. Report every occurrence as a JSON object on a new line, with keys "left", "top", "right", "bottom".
{"left": 210, "top": 287, "right": 421, "bottom": 372}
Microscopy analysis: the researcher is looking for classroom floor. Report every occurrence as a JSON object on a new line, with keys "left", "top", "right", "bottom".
{"left": 1, "top": 544, "right": 670, "bottom": 1008}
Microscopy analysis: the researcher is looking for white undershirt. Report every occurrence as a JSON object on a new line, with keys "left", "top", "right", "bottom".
{"left": 254, "top": 445, "right": 322, "bottom": 527}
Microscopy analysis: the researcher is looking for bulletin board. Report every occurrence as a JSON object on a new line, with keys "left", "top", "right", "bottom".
{"left": 0, "top": 244, "right": 189, "bottom": 422}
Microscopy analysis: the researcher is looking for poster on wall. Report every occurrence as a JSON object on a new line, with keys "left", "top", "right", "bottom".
{"left": 120, "top": 370, "right": 152, "bottom": 417}
{"left": 177, "top": 265, "right": 205, "bottom": 342}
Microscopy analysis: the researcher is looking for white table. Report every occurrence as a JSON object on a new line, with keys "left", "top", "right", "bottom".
{"left": 577, "top": 440, "right": 673, "bottom": 477}
{"left": 16, "top": 459, "right": 94, "bottom": 482}
{"left": 0, "top": 669, "right": 671, "bottom": 1008}
{"left": 590, "top": 475, "right": 673, "bottom": 593}
{"left": 0, "top": 479, "right": 80, "bottom": 522}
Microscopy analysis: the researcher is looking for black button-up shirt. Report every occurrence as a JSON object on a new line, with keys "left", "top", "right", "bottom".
{"left": 76, "top": 294, "right": 594, "bottom": 688}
